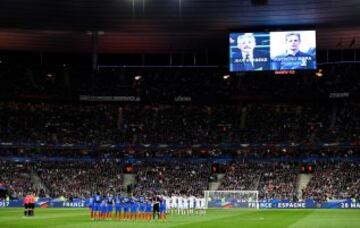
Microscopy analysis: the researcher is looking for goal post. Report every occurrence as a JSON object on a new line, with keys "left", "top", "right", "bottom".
{"left": 204, "top": 190, "right": 259, "bottom": 209}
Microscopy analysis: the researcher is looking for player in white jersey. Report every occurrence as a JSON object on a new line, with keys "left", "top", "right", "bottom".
{"left": 189, "top": 196, "right": 195, "bottom": 214}
{"left": 179, "top": 196, "right": 185, "bottom": 215}
{"left": 195, "top": 197, "right": 201, "bottom": 214}
{"left": 200, "top": 197, "right": 206, "bottom": 215}
{"left": 183, "top": 197, "right": 189, "bottom": 215}
{"left": 165, "top": 196, "right": 171, "bottom": 215}
{"left": 170, "top": 195, "right": 176, "bottom": 214}
{"left": 174, "top": 196, "right": 179, "bottom": 214}
{"left": 175, "top": 196, "right": 180, "bottom": 215}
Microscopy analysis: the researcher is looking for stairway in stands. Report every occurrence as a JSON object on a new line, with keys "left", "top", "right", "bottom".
{"left": 30, "top": 169, "right": 49, "bottom": 195}
{"left": 296, "top": 174, "right": 313, "bottom": 200}
{"left": 208, "top": 174, "right": 225, "bottom": 191}
{"left": 123, "top": 173, "right": 136, "bottom": 194}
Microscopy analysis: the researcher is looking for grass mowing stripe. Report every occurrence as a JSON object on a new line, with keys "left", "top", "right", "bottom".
{"left": 1, "top": 208, "right": 360, "bottom": 228}
{"left": 0, "top": 212, "right": 86, "bottom": 222}
{"left": 289, "top": 209, "right": 360, "bottom": 228}
{"left": 171, "top": 210, "right": 261, "bottom": 228}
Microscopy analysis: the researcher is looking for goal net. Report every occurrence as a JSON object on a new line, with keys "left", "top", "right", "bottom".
{"left": 204, "top": 190, "right": 259, "bottom": 209}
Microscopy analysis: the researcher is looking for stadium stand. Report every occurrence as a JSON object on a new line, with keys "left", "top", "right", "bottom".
{"left": 0, "top": 64, "right": 360, "bottom": 201}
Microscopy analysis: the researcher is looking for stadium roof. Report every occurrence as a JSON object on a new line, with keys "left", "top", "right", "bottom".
{"left": 0, "top": 0, "right": 359, "bottom": 53}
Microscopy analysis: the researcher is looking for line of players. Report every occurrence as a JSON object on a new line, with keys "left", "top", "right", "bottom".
{"left": 89, "top": 193, "right": 164, "bottom": 221}
{"left": 168, "top": 195, "right": 207, "bottom": 215}
{"left": 89, "top": 193, "right": 206, "bottom": 221}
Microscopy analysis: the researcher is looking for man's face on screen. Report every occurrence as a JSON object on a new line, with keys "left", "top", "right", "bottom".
{"left": 286, "top": 35, "right": 300, "bottom": 52}
{"left": 237, "top": 35, "right": 255, "bottom": 54}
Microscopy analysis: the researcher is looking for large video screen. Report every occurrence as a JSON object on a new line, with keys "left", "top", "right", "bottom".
{"left": 229, "top": 30, "right": 316, "bottom": 72}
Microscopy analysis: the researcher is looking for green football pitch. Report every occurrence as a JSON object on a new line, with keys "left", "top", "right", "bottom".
{"left": 1, "top": 208, "right": 360, "bottom": 228}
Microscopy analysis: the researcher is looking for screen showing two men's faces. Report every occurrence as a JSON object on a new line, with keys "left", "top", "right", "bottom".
{"left": 229, "top": 30, "right": 316, "bottom": 72}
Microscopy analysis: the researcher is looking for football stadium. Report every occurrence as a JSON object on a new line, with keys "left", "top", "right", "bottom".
{"left": 1, "top": 0, "right": 360, "bottom": 227}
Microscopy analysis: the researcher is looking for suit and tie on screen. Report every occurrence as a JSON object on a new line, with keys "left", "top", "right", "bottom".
{"left": 230, "top": 33, "right": 270, "bottom": 72}
{"left": 270, "top": 32, "right": 316, "bottom": 70}
{"left": 229, "top": 30, "right": 316, "bottom": 72}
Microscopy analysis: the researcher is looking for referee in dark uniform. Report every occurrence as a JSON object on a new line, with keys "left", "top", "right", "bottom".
{"left": 152, "top": 196, "right": 160, "bottom": 220}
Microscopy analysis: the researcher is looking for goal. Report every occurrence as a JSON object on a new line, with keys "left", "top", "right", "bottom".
{"left": 204, "top": 190, "right": 259, "bottom": 209}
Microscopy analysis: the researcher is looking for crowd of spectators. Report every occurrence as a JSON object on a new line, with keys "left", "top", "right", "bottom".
{"left": 0, "top": 158, "right": 359, "bottom": 201}
{"left": 257, "top": 162, "right": 297, "bottom": 201}
{"left": 219, "top": 161, "right": 297, "bottom": 201}
{"left": 303, "top": 161, "right": 360, "bottom": 202}
{"left": 1, "top": 147, "right": 359, "bottom": 161}
{"left": 2, "top": 62, "right": 360, "bottom": 101}
{"left": 0, "top": 161, "right": 34, "bottom": 199}
{"left": 36, "top": 161, "right": 123, "bottom": 199}
{"left": 0, "top": 102, "right": 118, "bottom": 144}
{"left": 0, "top": 63, "right": 360, "bottom": 201}
{"left": 220, "top": 162, "right": 261, "bottom": 191}
{"left": 0, "top": 102, "right": 359, "bottom": 145}
{"left": 133, "top": 161, "right": 210, "bottom": 197}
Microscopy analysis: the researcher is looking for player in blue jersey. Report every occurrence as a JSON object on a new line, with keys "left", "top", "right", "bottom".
{"left": 100, "top": 197, "right": 108, "bottom": 220}
{"left": 114, "top": 195, "right": 122, "bottom": 220}
{"left": 121, "top": 198, "right": 126, "bottom": 220}
{"left": 145, "top": 199, "right": 152, "bottom": 221}
{"left": 123, "top": 198, "right": 130, "bottom": 220}
{"left": 89, "top": 195, "right": 94, "bottom": 219}
{"left": 130, "top": 199, "right": 138, "bottom": 220}
{"left": 106, "top": 193, "right": 114, "bottom": 219}
{"left": 159, "top": 198, "right": 166, "bottom": 220}
{"left": 139, "top": 199, "right": 146, "bottom": 220}
{"left": 93, "top": 193, "right": 102, "bottom": 220}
